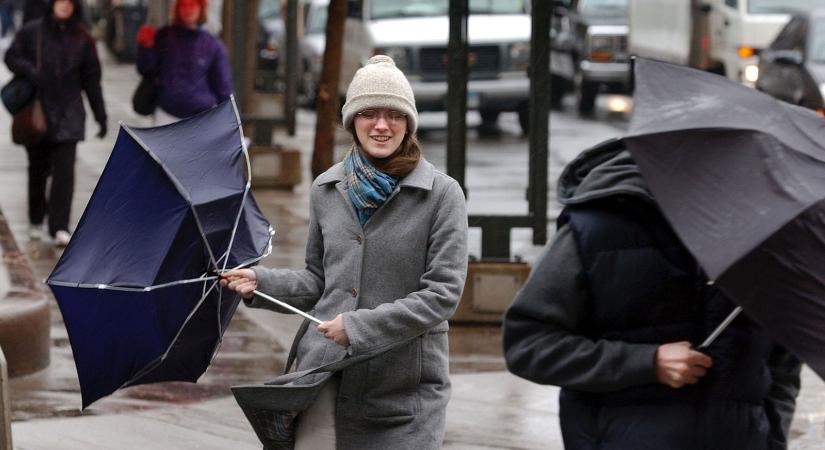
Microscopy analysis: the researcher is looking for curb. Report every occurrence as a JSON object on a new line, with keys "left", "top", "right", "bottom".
{"left": 0, "top": 207, "right": 50, "bottom": 378}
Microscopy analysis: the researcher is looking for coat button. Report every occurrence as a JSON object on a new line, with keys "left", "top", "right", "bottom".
{"left": 350, "top": 288, "right": 358, "bottom": 297}
{"left": 356, "top": 235, "right": 363, "bottom": 244}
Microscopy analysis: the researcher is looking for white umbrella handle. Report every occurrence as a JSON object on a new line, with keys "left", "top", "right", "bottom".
{"left": 252, "top": 290, "right": 323, "bottom": 325}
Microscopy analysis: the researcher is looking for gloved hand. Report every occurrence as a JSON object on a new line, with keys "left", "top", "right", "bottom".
{"left": 96, "top": 122, "right": 107, "bottom": 139}
{"left": 136, "top": 25, "right": 156, "bottom": 48}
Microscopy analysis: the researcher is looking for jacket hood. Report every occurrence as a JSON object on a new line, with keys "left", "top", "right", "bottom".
{"left": 557, "top": 138, "right": 653, "bottom": 206}
{"left": 45, "top": 0, "right": 86, "bottom": 27}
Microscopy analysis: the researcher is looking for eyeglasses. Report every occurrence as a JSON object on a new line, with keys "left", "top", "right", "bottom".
{"left": 355, "top": 109, "right": 408, "bottom": 125}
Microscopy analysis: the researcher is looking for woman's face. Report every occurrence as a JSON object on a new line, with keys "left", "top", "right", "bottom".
{"left": 353, "top": 108, "right": 408, "bottom": 160}
{"left": 52, "top": 0, "right": 74, "bottom": 20}
{"left": 177, "top": 0, "right": 202, "bottom": 27}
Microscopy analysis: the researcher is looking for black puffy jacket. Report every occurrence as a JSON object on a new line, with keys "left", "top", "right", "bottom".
{"left": 503, "top": 143, "right": 801, "bottom": 450}
{"left": 4, "top": 9, "right": 106, "bottom": 144}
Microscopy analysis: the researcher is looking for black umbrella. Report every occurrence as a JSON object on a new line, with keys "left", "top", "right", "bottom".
{"left": 624, "top": 58, "right": 825, "bottom": 380}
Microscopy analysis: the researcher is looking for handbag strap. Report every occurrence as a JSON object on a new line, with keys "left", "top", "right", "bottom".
{"left": 283, "top": 318, "right": 310, "bottom": 374}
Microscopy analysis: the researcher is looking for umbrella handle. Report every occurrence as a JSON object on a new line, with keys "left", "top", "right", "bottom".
{"left": 252, "top": 290, "right": 323, "bottom": 325}
{"left": 696, "top": 306, "right": 743, "bottom": 351}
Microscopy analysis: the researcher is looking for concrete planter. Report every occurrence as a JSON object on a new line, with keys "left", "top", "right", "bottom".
{"left": 0, "top": 208, "right": 50, "bottom": 378}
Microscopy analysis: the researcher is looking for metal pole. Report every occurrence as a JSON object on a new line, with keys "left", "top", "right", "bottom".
{"left": 0, "top": 348, "right": 11, "bottom": 450}
{"left": 446, "top": 0, "right": 468, "bottom": 190}
{"left": 284, "top": 0, "right": 299, "bottom": 136}
{"left": 528, "top": 0, "right": 550, "bottom": 246}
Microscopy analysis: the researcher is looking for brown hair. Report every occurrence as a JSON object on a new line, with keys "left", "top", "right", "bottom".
{"left": 347, "top": 128, "right": 422, "bottom": 178}
{"left": 173, "top": 0, "right": 208, "bottom": 26}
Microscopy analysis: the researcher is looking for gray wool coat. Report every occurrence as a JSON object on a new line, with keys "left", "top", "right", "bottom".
{"left": 247, "top": 157, "right": 468, "bottom": 450}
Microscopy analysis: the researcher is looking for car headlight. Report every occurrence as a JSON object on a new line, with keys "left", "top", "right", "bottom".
{"left": 744, "top": 64, "right": 759, "bottom": 83}
{"left": 509, "top": 42, "right": 530, "bottom": 70}
{"left": 374, "top": 47, "right": 410, "bottom": 71}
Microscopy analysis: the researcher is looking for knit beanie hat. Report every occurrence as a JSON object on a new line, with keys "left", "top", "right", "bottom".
{"left": 341, "top": 55, "right": 418, "bottom": 134}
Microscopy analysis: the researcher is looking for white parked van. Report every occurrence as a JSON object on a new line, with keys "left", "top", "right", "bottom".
{"left": 628, "top": 0, "right": 820, "bottom": 85}
{"left": 302, "top": 0, "right": 532, "bottom": 133}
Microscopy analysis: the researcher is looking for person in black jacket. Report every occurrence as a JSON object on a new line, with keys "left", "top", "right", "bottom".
{"left": 5, "top": 0, "right": 106, "bottom": 246}
{"left": 502, "top": 139, "right": 802, "bottom": 450}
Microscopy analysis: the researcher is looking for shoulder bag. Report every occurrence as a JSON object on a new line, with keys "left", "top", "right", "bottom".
{"left": 11, "top": 28, "right": 46, "bottom": 147}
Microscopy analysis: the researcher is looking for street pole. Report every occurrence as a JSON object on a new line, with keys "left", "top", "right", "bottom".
{"left": 311, "top": 0, "right": 347, "bottom": 179}
{"left": 528, "top": 0, "right": 550, "bottom": 246}
{"left": 688, "top": 0, "right": 710, "bottom": 70}
{"left": 446, "top": 0, "right": 468, "bottom": 191}
{"left": 284, "top": 0, "right": 299, "bottom": 136}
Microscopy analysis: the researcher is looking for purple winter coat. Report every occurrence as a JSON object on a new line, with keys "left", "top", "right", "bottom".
{"left": 136, "top": 25, "right": 232, "bottom": 118}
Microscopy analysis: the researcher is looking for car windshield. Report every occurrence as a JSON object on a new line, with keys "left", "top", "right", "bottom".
{"left": 579, "top": 0, "right": 627, "bottom": 14}
{"left": 306, "top": 4, "right": 327, "bottom": 34}
{"left": 810, "top": 18, "right": 825, "bottom": 63}
{"left": 370, "top": 0, "right": 526, "bottom": 20}
{"left": 748, "top": 0, "right": 820, "bottom": 15}
{"left": 259, "top": 0, "right": 281, "bottom": 19}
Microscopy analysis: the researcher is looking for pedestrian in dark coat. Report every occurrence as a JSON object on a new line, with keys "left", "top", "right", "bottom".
{"left": 4, "top": 0, "right": 107, "bottom": 246}
{"left": 135, "top": 0, "right": 232, "bottom": 125}
{"left": 222, "top": 55, "right": 469, "bottom": 450}
{"left": 502, "top": 140, "right": 802, "bottom": 450}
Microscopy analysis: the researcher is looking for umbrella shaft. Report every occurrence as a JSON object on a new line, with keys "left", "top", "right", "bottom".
{"left": 253, "top": 290, "right": 323, "bottom": 325}
{"left": 698, "top": 306, "right": 743, "bottom": 350}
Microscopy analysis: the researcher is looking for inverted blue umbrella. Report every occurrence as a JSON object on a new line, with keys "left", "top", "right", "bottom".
{"left": 47, "top": 98, "right": 275, "bottom": 408}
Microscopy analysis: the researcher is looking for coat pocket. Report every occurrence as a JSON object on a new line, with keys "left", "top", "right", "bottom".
{"left": 360, "top": 337, "right": 422, "bottom": 420}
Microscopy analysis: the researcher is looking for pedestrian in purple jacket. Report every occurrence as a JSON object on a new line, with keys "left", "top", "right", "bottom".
{"left": 136, "top": 0, "right": 232, "bottom": 125}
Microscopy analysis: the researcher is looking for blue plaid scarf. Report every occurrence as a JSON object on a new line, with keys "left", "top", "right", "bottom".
{"left": 344, "top": 149, "right": 399, "bottom": 226}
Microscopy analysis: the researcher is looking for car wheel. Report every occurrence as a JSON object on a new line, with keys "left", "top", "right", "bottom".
{"left": 550, "top": 74, "right": 566, "bottom": 110}
{"left": 577, "top": 79, "right": 597, "bottom": 116}
{"left": 518, "top": 104, "right": 529, "bottom": 136}
{"left": 479, "top": 109, "right": 500, "bottom": 126}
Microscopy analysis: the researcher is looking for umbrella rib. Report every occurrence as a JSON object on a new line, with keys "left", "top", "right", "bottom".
{"left": 220, "top": 183, "right": 251, "bottom": 273}
{"left": 47, "top": 275, "right": 219, "bottom": 292}
{"left": 120, "top": 124, "right": 222, "bottom": 275}
{"left": 121, "top": 278, "right": 222, "bottom": 389}
{"left": 220, "top": 98, "right": 257, "bottom": 274}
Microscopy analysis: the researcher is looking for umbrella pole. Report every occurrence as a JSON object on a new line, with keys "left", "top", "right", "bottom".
{"left": 697, "top": 306, "right": 743, "bottom": 350}
{"left": 253, "top": 290, "right": 323, "bottom": 325}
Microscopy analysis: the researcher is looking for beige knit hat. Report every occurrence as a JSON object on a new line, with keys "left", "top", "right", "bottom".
{"left": 341, "top": 55, "right": 418, "bottom": 133}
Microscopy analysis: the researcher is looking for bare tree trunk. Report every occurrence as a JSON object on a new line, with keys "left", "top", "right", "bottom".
{"left": 311, "top": 0, "right": 347, "bottom": 179}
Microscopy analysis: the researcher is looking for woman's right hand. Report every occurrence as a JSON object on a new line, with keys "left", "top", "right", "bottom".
{"left": 655, "top": 341, "right": 713, "bottom": 388}
{"left": 220, "top": 269, "right": 257, "bottom": 300}
{"left": 136, "top": 25, "right": 156, "bottom": 48}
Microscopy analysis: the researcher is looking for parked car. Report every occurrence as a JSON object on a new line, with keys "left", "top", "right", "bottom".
{"left": 550, "top": 0, "right": 630, "bottom": 115}
{"left": 302, "top": 0, "right": 532, "bottom": 133}
{"left": 255, "top": 0, "right": 286, "bottom": 92}
{"left": 756, "top": 9, "right": 825, "bottom": 115}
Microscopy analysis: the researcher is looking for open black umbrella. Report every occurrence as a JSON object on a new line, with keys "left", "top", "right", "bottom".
{"left": 624, "top": 58, "right": 825, "bottom": 380}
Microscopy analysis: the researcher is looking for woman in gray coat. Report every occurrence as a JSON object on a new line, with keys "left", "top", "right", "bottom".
{"left": 222, "top": 55, "right": 468, "bottom": 450}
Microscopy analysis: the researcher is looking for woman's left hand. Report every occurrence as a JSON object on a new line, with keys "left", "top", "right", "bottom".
{"left": 318, "top": 314, "right": 350, "bottom": 348}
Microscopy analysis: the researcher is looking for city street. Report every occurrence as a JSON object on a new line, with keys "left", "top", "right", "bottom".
{"left": 0, "top": 40, "right": 823, "bottom": 448}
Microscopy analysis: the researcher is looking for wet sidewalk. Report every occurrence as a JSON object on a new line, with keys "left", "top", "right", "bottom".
{"left": 0, "top": 40, "right": 823, "bottom": 449}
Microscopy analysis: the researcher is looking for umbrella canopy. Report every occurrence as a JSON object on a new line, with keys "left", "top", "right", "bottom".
{"left": 47, "top": 98, "right": 273, "bottom": 408}
{"left": 624, "top": 58, "right": 825, "bottom": 380}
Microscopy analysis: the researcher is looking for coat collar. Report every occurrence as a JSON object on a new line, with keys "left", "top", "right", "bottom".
{"left": 315, "top": 157, "right": 435, "bottom": 191}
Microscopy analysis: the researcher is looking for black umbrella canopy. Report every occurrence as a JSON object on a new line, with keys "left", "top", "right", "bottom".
{"left": 624, "top": 58, "right": 825, "bottom": 379}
